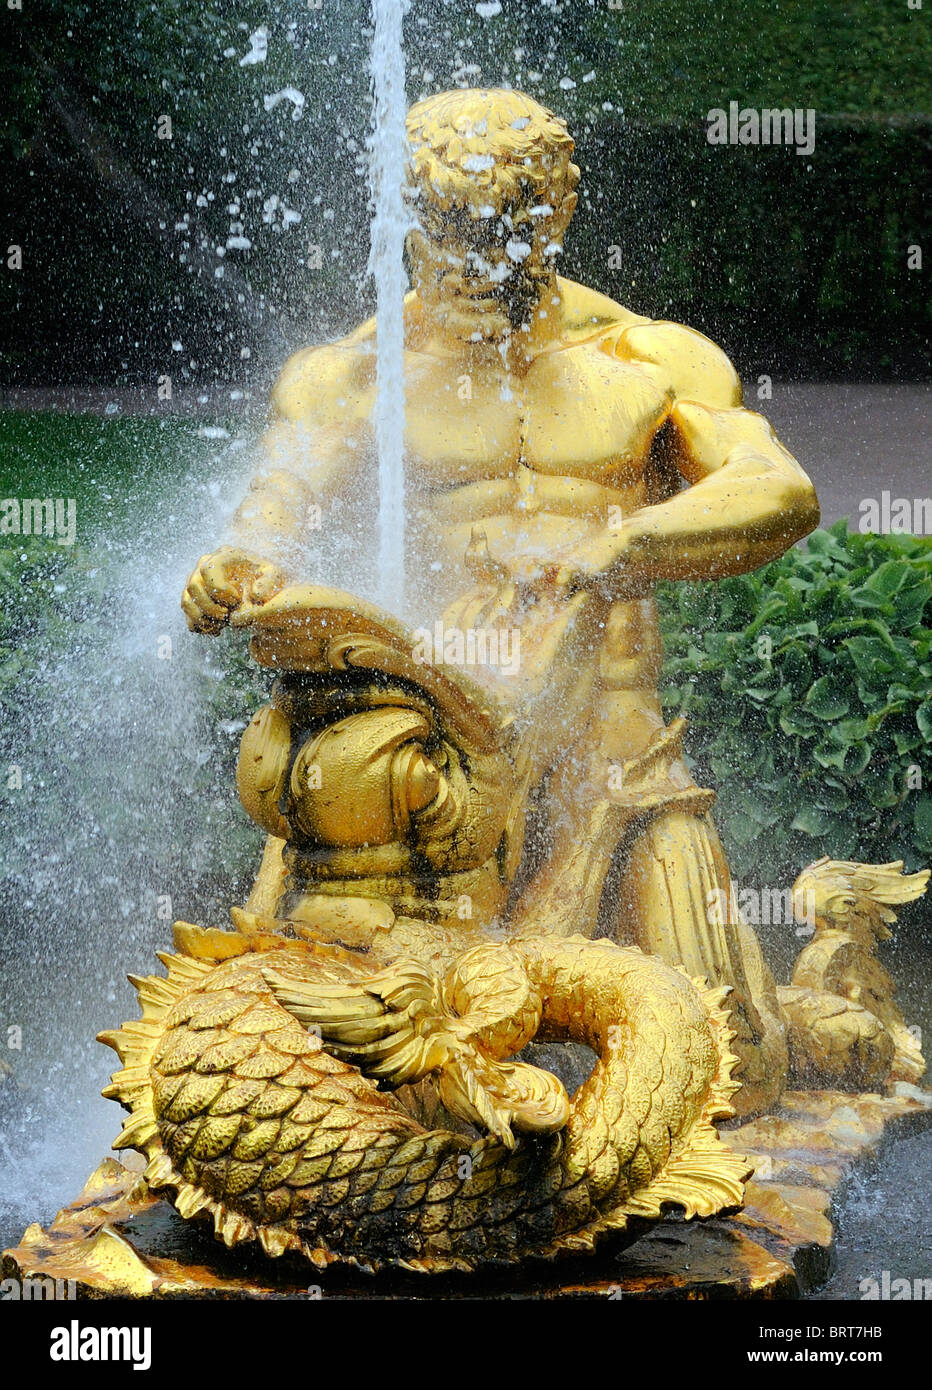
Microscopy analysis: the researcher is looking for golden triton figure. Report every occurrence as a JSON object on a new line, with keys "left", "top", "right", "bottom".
{"left": 94, "top": 89, "right": 925, "bottom": 1274}
{"left": 182, "top": 88, "right": 821, "bottom": 1113}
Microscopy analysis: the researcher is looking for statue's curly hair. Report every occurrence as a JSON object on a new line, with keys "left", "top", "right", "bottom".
{"left": 405, "top": 88, "right": 580, "bottom": 225}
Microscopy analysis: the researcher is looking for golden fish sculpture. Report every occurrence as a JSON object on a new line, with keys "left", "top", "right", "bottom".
{"left": 100, "top": 934, "right": 745, "bottom": 1273}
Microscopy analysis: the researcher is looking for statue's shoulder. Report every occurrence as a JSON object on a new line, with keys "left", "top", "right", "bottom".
{"left": 599, "top": 312, "right": 743, "bottom": 409}
{"left": 560, "top": 281, "right": 741, "bottom": 407}
{"left": 556, "top": 277, "right": 649, "bottom": 343}
{"left": 270, "top": 320, "right": 377, "bottom": 424}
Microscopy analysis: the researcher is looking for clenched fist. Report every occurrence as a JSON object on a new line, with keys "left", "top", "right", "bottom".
{"left": 181, "top": 546, "right": 287, "bottom": 634}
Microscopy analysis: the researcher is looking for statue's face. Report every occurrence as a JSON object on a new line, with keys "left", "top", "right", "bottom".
{"left": 407, "top": 192, "right": 572, "bottom": 342}
{"left": 403, "top": 90, "right": 579, "bottom": 343}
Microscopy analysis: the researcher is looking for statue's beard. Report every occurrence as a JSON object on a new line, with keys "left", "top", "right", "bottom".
{"left": 431, "top": 263, "right": 553, "bottom": 341}
{"left": 410, "top": 235, "right": 557, "bottom": 342}
{"left": 497, "top": 264, "right": 553, "bottom": 332}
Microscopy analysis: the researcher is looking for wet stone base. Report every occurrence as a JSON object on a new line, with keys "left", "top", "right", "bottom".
{"left": 3, "top": 1089, "right": 930, "bottom": 1300}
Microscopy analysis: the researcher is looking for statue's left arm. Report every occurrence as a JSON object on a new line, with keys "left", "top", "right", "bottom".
{"left": 566, "top": 322, "right": 820, "bottom": 594}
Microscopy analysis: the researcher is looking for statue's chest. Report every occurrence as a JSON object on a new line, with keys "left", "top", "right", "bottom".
{"left": 402, "top": 348, "right": 670, "bottom": 488}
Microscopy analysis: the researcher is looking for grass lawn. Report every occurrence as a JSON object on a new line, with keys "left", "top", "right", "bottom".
{"left": 0, "top": 411, "right": 243, "bottom": 536}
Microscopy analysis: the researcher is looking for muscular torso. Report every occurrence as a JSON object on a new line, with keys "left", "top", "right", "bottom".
{"left": 258, "top": 279, "right": 757, "bottom": 743}
{"left": 402, "top": 337, "right": 673, "bottom": 579}
{"left": 269, "top": 281, "right": 689, "bottom": 659}
{"left": 401, "top": 342, "right": 675, "bottom": 726}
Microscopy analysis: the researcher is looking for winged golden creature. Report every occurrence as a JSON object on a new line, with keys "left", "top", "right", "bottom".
{"left": 263, "top": 944, "right": 572, "bottom": 1147}
{"left": 781, "top": 858, "right": 929, "bottom": 1089}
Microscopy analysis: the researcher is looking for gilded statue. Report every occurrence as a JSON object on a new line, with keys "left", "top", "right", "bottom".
{"left": 100, "top": 89, "right": 926, "bottom": 1273}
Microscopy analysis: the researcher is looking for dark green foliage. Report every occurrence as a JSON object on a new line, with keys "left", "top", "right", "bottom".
{"left": 0, "top": 0, "right": 374, "bottom": 385}
{"left": 569, "top": 117, "right": 931, "bottom": 379}
{"left": 658, "top": 522, "right": 932, "bottom": 883}
{"left": 2, "top": 1, "right": 929, "bottom": 383}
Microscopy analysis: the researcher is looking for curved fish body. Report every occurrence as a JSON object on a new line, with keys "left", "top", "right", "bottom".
{"left": 100, "top": 934, "right": 749, "bottom": 1273}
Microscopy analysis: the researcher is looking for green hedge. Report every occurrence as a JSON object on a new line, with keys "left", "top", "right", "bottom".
{"left": 658, "top": 522, "right": 932, "bottom": 884}
{"left": 570, "top": 115, "right": 931, "bottom": 379}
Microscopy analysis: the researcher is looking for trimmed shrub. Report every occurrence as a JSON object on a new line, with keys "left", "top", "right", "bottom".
{"left": 658, "top": 522, "right": 932, "bottom": 884}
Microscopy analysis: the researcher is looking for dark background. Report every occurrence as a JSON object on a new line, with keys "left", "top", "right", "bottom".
{"left": 2, "top": 0, "right": 930, "bottom": 389}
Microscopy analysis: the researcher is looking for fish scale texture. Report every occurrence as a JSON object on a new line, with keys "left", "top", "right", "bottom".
{"left": 103, "top": 937, "right": 748, "bottom": 1271}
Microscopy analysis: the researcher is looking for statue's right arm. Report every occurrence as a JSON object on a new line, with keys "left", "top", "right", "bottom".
{"left": 182, "top": 342, "right": 368, "bottom": 633}
{"left": 237, "top": 337, "right": 373, "bottom": 553}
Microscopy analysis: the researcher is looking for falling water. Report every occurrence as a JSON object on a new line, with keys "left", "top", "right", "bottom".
{"left": 0, "top": 420, "right": 266, "bottom": 1251}
{"left": 0, "top": 9, "right": 417, "bottom": 1251}
{"left": 367, "top": 0, "right": 410, "bottom": 615}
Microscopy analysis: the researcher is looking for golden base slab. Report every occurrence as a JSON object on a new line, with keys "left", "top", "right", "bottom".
{"left": 3, "top": 1089, "right": 929, "bottom": 1300}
